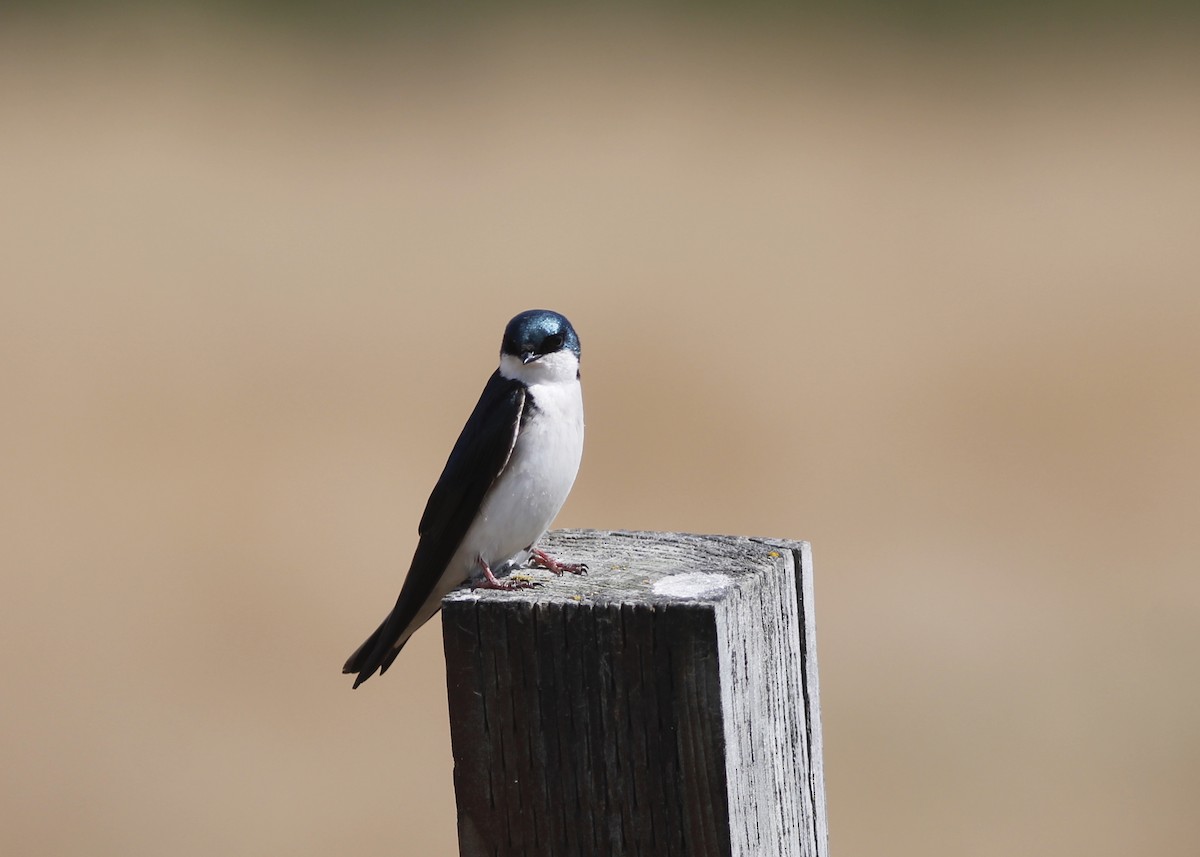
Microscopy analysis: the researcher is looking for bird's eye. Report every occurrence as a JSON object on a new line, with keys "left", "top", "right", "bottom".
{"left": 542, "top": 333, "right": 564, "bottom": 353}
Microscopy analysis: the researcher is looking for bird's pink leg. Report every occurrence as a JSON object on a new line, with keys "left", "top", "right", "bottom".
{"left": 530, "top": 547, "right": 588, "bottom": 576}
{"left": 470, "top": 555, "right": 539, "bottom": 591}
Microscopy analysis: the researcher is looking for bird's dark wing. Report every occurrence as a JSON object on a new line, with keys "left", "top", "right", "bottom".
{"left": 343, "top": 370, "right": 525, "bottom": 687}
{"left": 416, "top": 371, "right": 525, "bottom": 547}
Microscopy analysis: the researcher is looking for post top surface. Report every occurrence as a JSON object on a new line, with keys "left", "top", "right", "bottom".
{"left": 442, "top": 528, "right": 809, "bottom": 609}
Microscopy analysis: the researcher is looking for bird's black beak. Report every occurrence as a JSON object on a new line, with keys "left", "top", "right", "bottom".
{"left": 521, "top": 351, "right": 539, "bottom": 364}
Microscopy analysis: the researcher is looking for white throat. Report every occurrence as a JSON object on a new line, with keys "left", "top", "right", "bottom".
{"left": 499, "top": 350, "right": 580, "bottom": 386}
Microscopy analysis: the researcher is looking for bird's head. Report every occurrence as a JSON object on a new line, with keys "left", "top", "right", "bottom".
{"left": 500, "top": 310, "right": 581, "bottom": 383}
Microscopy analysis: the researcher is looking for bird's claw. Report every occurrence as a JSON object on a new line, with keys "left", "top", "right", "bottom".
{"left": 530, "top": 548, "right": 588, "bottom": 577}
{"left": 473, "top": 556, "right": 544, "bottom": 590}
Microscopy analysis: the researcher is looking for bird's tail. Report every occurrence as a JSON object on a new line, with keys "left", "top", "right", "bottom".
{"left": 342, "top": 615, "right": 407, "bottom": 689}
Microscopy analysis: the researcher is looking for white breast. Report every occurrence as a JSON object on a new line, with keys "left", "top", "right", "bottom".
{"left": 465, "top": 373, "right": 584, "bottom": 572}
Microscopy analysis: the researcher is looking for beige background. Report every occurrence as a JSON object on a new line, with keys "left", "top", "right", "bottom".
{"left": 3, "top": 8, "right": 1198, "bottom": 856}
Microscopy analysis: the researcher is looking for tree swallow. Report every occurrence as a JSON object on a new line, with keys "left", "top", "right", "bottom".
{"left": 343, "top": 309, "right": 586, "bottom": 688}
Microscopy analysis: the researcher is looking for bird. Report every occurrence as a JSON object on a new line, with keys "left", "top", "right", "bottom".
{"left": 343, "top": 309, "right": 586, "bottom": 688}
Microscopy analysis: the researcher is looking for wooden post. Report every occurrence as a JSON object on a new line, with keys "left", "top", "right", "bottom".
{"left": 441, "top": 529, "right": 828, "bottom": 857}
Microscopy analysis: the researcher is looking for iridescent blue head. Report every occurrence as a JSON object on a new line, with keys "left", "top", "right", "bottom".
{"left": 501, "top": 309, "right": 581, "bottom": 365}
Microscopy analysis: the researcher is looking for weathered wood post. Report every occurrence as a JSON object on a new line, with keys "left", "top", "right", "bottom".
{"left": 442, "top": 529, "right": 828, "bottom": 857}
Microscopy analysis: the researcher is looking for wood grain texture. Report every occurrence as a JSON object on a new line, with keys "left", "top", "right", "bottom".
{"left": 442, "top": 529, "right": 828, "bottom": 857}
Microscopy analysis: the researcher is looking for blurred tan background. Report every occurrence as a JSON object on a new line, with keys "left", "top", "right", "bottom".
{"left": 3, "top": 4, "right": 1198, "bottom": 856}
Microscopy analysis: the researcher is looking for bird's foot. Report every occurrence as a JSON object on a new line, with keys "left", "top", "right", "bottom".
{"left": 530, "top": 547, "right": 588, "bottom": 577}
{"left": 471, "top": 556, "right": 542, "bottom": 591}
